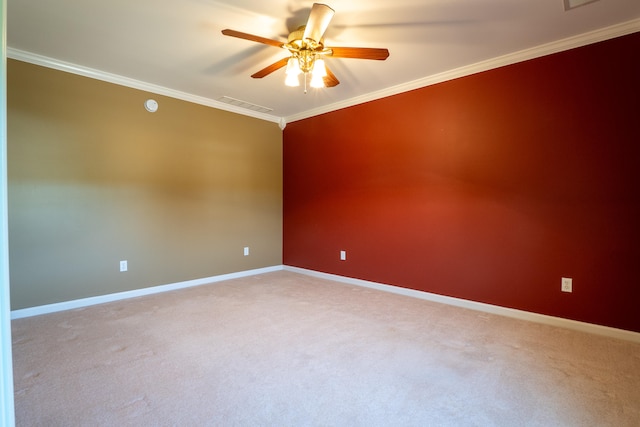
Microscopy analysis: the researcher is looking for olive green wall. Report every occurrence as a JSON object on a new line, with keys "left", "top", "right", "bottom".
{"left": 8, "top": 59, "right": 282, "bottom": 310}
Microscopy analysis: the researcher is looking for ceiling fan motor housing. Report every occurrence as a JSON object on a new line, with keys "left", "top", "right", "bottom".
{"left": 285, "top": 26, "right": 327, "bottom": 73}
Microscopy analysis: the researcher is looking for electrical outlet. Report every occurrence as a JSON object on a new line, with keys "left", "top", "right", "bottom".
{"left": 244, "top": 247, "right": 249, "bottom": 256}
{"left": 340, "top": 250, "right": 346, "bottom": 261}
{"left": 561, "top": 277, "right": 572, "bottom": 293}
{"left": 120, "top": 260, "right": 128, "bottom": 272}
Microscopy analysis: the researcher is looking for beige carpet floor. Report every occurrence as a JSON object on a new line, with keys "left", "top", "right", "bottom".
{"left": 11, "top": 271, "right": 640, "bottom": 426}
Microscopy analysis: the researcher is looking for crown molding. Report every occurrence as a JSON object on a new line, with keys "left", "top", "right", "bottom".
{"left": 6, "top": 48, "right": 281, "bottom": 124}
{"left": 285, "top": 18, "right": 640, "bottom": 123}
{"left": 8, "top": 18, "right": 639, "bottom": 126}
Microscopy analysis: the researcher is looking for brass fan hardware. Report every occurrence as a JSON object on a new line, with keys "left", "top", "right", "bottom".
{"left": 221, "top": 3, "right": 389, "bottom": 92}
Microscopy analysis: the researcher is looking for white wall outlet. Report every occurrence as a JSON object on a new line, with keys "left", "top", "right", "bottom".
{"left": 340, "top": 250, "right": 346, "bottom": 261}
{"left": 120, "top": 260, "right": 128, "bottom": 272}
{"left": 561, "top": 277, "right": 572, "bottom": 293}
{"left": 244, "top": 247, "right": 249, "bottom": 256}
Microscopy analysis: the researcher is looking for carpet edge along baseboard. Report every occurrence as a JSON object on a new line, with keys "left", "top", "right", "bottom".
{"left": 11, "top": 264, "right": 640, "bottom": 344}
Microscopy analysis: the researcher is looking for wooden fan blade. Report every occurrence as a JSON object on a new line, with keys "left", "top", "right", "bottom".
{"left": 329, "top": 47, "right": 390, "bottom": 60}
{"left": 323, "top": 65, "right": 340, "bottom": 87}
{"left": 251, "top": 57, "right": 290, "bottom": 79}
{"left": 303, "top": 3, "right": 335, "bottom": 43}
{"left": 221, "top": 29, "right": 284, "bottom": 48}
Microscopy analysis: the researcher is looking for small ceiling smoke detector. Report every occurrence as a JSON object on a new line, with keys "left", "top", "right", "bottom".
{"left": 563, "top": 0, "right": 600, "bottom": 11}
{"left": 144, "top": 99, "right": 158, "bottom": 112}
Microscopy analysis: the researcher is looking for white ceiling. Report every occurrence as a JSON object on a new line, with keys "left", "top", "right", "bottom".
{"left": 7, "top": 0, "right": 640, "bottom": 124}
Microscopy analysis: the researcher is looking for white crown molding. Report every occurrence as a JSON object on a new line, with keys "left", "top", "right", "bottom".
{"left": 8, "top": 19, "right": 639, "bottom": 126}
{"left": 284, "top": 266, "right": 640, "bottom": 343}
{"left": 6, "top": 48, "right": 281, "bottom": 124}
{"left": 285, "top": 18, "right": 640, "bottom": 123}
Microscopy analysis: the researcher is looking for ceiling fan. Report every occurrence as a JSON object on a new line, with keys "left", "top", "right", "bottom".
{"left": 222, "top": 3, "right": 390, "bottom": 91}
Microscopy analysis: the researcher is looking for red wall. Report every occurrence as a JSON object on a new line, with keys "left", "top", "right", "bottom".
{"left": 283, "top": 32, "right": 640, "bottom": 333}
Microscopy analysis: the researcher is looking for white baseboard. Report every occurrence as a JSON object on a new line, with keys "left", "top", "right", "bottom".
{"left": 284, "top": 266, "right": 640, "bottom": 344}
{"left": 10, "top": 265, "right": 284, "bottom": 320}
{"left": 12, "top": 264, "right": 639, "bottom": 343}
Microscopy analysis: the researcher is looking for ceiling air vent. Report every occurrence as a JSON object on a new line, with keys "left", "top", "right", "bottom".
{"left": 217, "top": 96, "right": 273, "bottom": 114}
{"left": 563, "top": 0, "right": 600, "bottom": 10}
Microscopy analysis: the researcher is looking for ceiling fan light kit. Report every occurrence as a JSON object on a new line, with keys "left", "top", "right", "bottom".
{"left": 221, "top": 3, "right": 389, "bottom": 92}
{"left": 285, "top": 57, "right": 301, "bottom": 87}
